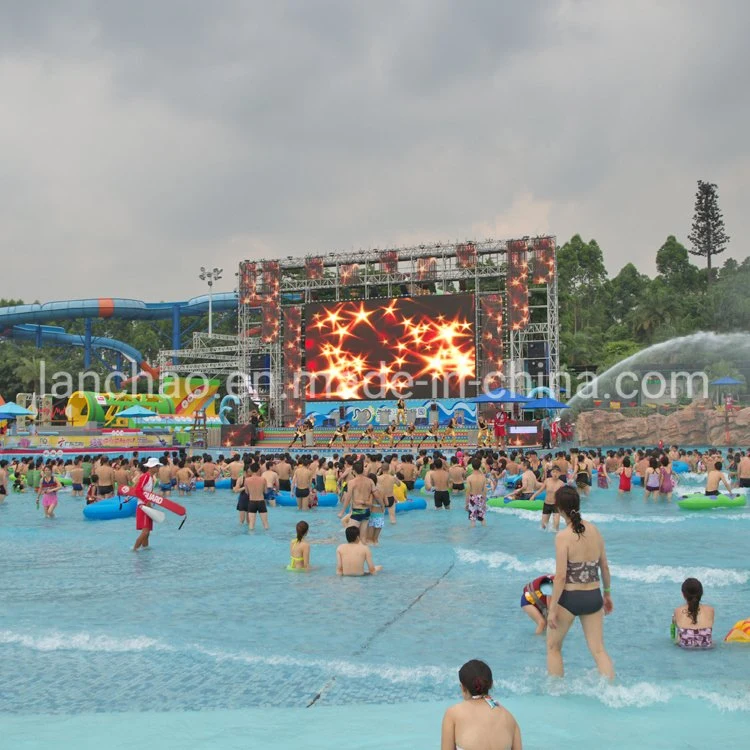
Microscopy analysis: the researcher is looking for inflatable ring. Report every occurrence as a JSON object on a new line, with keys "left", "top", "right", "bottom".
{"left": 672, "top": 461, "right": 690, "bottom": 474}
{"left": 395, "top": 498, "right": 427, "bottom": 513}
{"left": 83, "top": 497, "right": 137, "bottom": 520}
{"left": 414, "top": 478, "right": 425, "bottom": 490}
{"left": 275, "top": 491, "right": 339, "bottom": 508}
{"left": 678, "top": 494, "right": 746, "bottom": 511}
{"left": 488, "top": 497, "right": 544, "bottom": 511}
{"left": 725, "top": 618, "right": 750, "bottom": 643}
{"left": 194, "top": 478, "right": 233, "bottom": 490}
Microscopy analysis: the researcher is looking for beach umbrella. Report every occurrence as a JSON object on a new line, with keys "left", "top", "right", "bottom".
{"left": 116, "top": 405, "right": 157, "bottom": 419}
{"left": 523, "top": 396, "right": 569, "bottom": 410}
{"left": 0, "top": 403, "right": 33, "bottom": 418}
{"left": 473, "top": 388, "right": 530, "bottom": 404}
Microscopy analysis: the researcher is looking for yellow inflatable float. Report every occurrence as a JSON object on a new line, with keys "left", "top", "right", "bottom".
{"left": 724, "top": 619, "right": 750, "bottom": 642}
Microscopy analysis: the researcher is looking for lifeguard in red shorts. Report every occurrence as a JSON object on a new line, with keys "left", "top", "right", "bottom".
{"left": 134, "top": 457, "right": 160, "bottom": 551}
{"left": 493, "top": 409, "right": 508, "bottom": 447}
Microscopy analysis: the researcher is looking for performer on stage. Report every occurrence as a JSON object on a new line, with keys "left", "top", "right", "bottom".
{"left": 493, "top": 409, "right": 508, "bottom": 448}
{"left": 383, "top": 421, "right": 398, "bottom": 447}
{"left": 396, "top": 397, "right": 407, "bottom": 425}
{"left": 288, "top": 420, "right": 307, "bottom": 449}
{"left": 444, "top": 417, "right": 457, "bottom": 448}
{"left": 477, "top": 415, "right": 490, "bottom": 447}
{"left": 417, "top": 422, "right": 441, "bottom": 449}
{"left": 352, "top": 424, "right": 376, "bottom": 449}
{"left": 396, "top": 422, "right": 417, "bottom": 449}
{"left": 328, "top": 421, "right": 350, "bottom": 448}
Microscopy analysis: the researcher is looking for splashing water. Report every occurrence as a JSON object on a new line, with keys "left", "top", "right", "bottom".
{"left": 566, "top": 331, "right": 750, "bottom": 410}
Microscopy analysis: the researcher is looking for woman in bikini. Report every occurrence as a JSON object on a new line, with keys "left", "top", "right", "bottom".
{"left": 287, "top": 520, "right": 310, "bottom": 571}
{"left": 440, "top": 659, "right": 522, "bottom": 750}
{"left": 546, "top": 485, "right": 615, "bottom": 679}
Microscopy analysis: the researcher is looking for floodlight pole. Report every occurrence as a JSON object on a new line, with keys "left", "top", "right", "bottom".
{"left": 199, "top": 266, "right": 224, "bottom": 336}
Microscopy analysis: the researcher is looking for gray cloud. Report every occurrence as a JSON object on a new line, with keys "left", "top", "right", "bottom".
{"left": 0, "top": 0, "right": 748, "bottom": 304}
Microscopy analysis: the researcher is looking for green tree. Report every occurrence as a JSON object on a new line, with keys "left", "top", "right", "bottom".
{"left": 655, "top": 235, "right": 702, "bottom": 292}
{"left": 14, "top": 355, "right": 44, "bottom": 393}
{"left": 688, "top": 180, "right": 730, "bottom": 286}
{"left": 606, "top": 263, "right": 649, "bottom": 324}
{"left": 557, "top": 235, "right": 608, "bottom": 335}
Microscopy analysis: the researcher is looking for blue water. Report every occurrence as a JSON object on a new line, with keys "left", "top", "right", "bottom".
{"left": 1, "top": 476, "right": 749, "bottom": 749}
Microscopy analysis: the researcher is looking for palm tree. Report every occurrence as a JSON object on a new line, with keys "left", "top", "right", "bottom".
{"left": 14, "top": 356, "right": 43, "bottom": 394}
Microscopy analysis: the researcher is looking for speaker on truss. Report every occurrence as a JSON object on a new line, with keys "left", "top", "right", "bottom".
{"left": 525, "top": 341, "right": 548, "bottom": 377}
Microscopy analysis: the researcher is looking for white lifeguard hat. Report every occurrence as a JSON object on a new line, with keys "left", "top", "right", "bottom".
{"left": 144, "top": 457, "right": 160, "bottom": 468}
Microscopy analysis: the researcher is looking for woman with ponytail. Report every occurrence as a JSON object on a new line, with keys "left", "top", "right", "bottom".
{"left": 672, "top": 578, "right": 714, "bottom": 649}
{"left": 546, "top": 485, "right": 615, "bottom": 679}
{"left": 287, "top": 521, "right": 310, "bottom": 571}
{"left": 441, "top": 659, "right": 522, "bottom": 750}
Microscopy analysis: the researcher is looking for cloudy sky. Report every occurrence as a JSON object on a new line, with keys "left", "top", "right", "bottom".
{"left": 1, "top": 0, "right": 747, "bottom": 303}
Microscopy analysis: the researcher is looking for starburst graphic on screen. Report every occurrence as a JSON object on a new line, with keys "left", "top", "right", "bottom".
{"left": 305, "top": 296, "right": 476, "bottom": 400}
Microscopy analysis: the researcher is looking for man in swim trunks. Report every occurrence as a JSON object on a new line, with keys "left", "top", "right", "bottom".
{"left": 376, "top": 470, "right": 397, "bottom": 525}
{"left": 156, "top": 457, "right": 173, "bottom": 494}
{"left": 201, "top": 456, "right": 220, "bottom": 492}
{"left": 344, "top": 460, "right": 376, "bottom": 541}
{"left": 425, "top": 457, "right": 451, "bottom": 510}
{"left": 176, "top": 460, "right": 195, "bottom": 496}
{"left": 336, "top": 525, "right": 382, "bottom": 575}
{"left": 240, "top": 462, "right": 269, "bottom": 530}
{"left": 69, "top": 458, "right": 84, "bottom": 497}
{"left": 0, "top": 460, "right": 8, "bottom": 501}
{"left": 509, "top": 460, "right": 542, "bottom": 501}
{"left": 465, "top": 456, "right": 487, "bottom": 527}
{"left": 738, "top": 451, "right": 750, "bottom": 488}
{"left": 705, "top": 461, "right": 733, "bottom": 496}
{"left": 532, "top": 465, "right": 564, "bottom": 531}
{"left": 292, "top": 457, "right": 313, "bottom": 510}
{"left": 261, "top": 461, "right": 279, "bottom": 505}
{"left": 448, "top": 456, "right": 466, "bottom": 494}
{"left": 275, "top": 455, "right": 293, "bottom": 493}
{"left": 96, "top": 457, "right": 115, "bottom": 499}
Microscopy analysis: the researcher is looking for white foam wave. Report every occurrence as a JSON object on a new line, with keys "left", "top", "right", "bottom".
{"left": 456, "top": 548, "right": 554, "bottom": 573}
{"left": 489, "top": 507, "right": 687, "bottom": 525}
{"left": 547, "top": 674, "right": 672, "bottom": 709}
{"left": 695, "top": 690, "right": 750, "bottom": 712}
{"left": 0, "top": 630, "right": 171, "bottom": 653}
{"left": 456, "top": 549, "right": 749, "bottom": 586}
{"left": 194, "top": 644, "right": 454, "bottom": 683}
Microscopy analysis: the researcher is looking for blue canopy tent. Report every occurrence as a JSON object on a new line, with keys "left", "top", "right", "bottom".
{"left": 473, "top": 389, "right": 530, "bottom": 404}
{"left": 709, "top": 377, "right": 743, "bottom": 386}
{"left": 116, "top": 405, "right": 157, "bottom": 419}
{"left": 523, "top": 396, "right": 569, "bottom": 410}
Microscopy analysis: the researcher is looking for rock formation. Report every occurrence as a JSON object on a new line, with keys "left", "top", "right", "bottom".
{"left": 575, "top": 400, "right": 750, "bottom": 446}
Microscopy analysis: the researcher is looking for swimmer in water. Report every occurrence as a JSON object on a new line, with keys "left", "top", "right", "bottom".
{"left": 441, "top": 659, "right": 522, "bottom": 750}
{"left": 336, "top": 525, "right": 382, "bottom": 576}
{"left": 288, "top": 521, "right": 310, "bottom": 571}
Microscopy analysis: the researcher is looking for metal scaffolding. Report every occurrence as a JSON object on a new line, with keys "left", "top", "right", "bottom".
{"left": 237, "top": 236, "right": 559, "bottom": 425}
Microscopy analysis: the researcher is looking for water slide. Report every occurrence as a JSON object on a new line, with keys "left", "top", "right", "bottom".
{"left": 0, "top": 294, "right": 241, "bottom": 375}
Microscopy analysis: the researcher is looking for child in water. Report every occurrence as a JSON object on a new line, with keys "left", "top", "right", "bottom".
{"left": 86, "top": 475, "right": 99, "bottom": 504}
{"left": 37, "top": 466, "right": 62, "bottom": 518}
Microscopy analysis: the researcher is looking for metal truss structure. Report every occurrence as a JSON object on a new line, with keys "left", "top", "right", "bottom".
{"left": 238, "top": 237, "right": 559, "bottom": 425}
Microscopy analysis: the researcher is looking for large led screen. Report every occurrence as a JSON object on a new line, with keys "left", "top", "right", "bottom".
{"left": 304, "top": 295, "right": 476, "bottom": 400}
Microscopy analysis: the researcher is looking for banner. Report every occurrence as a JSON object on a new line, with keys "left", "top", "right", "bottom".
{"left": 1, "top": 433, "right": 170, "bottom": 451}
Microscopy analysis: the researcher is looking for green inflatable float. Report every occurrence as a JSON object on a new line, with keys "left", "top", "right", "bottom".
{"left": 678, "top": 494, "right": 746, "bottom": 511}
{"left": 487, "top": 497, "right": 544, "bottom": 511}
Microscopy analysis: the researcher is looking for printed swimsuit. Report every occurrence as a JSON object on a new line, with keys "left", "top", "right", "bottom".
{"left": 467, "top": 493, "right": 486, "bottom": 522}
{"left": 675, "top": 626, "right": 712, "bottom": 649}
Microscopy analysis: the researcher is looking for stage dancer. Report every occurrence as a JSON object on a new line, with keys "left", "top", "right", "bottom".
{"left": 444, "top": 417, "right": 457, "bottom": 448}
{"left": 417, "top": 422, "right": 441, "bottom": 450}
{"left": 328, "top": 421, "right": 350, "bottom": 449}
{"left": 288, "top": 420, "right": 307, "bottom": 449}
{"left": 396, "top": 397, "right": 407, "bottom": 425}
{"left": 352, "top": 424, "right": 376, "bottom": 449}
{"left": 477, "top": 415, "right": 490, "bottom": 447}
{"left": 383, "top": 421, "right": 398, "bottom": 447}
{"left": 395, "top": 422, "right": 417, "bottom": 449}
